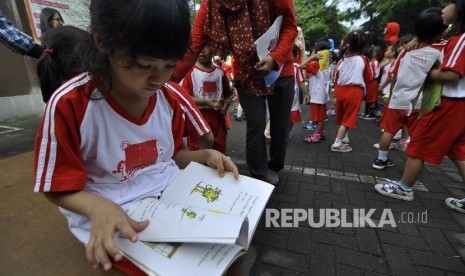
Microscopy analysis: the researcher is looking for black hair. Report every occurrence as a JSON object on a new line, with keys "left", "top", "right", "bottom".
{"left": 345, "top": 30, "right": 366, "bottom": 55}
{"left": 447, "top": 0, "right": 465, "bottom": 33}
{"left": 37, "top": 26, "right": 89, "bottom": 103}
{"left": 398, "top": 34, "right": 415, "bottom": 46}
{"left": 84, "top": 0, "right": 191, "bottom": 79}
{"left": 388, "top": 44, "right": 400, "bottom": 58}
{"left": 414, "top": 8, "right": 448, "bottom": 42}
{"left": 40, "top": 8, "right": 63, "bottom": 34}
{"left": 314, "top": 39, "right": 330, "bottom": 52}
{"left": 292, "top": 44, "right": 300, "bottom": 58}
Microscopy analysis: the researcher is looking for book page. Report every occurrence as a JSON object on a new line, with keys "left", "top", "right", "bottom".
{"left": 160, "top": 162, "right": 274, "bottom": 249}
{"left": 116, "top": 238, "right": 244, "bottom": 276}
{"left": 127, "top": 198, "right": 248, "bottom": 247}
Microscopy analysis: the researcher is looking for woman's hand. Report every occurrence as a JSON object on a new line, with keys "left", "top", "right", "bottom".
{"left": 254, "top": 55, "right": 275, "bottom": 75}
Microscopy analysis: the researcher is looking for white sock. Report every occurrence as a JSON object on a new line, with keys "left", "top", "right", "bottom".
{"left": 377, "top": 150, "right": 388, "bottom": 161}
{"left": 333, "top": 138, "right": 342, "bottom": 145}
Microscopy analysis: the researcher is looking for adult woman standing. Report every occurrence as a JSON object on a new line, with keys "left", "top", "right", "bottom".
{"left": 174, "top": 0, "right": 298, "bottom": 184}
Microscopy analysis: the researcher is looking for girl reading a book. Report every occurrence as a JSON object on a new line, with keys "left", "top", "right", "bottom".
{"left": 173, "top": 0, "right": 298, "bottom": 185}
{"left": 374, "top": 0, "right": 465, "bottom": 214}
{"left": 33, "top": 0, "right": 238, "bottom": 274}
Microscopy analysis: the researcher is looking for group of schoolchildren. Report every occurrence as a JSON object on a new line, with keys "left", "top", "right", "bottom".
{"left": 26, "top": 0, "right": 465, "bottom": 274}
{"left": 298, "top": 2, "right": 465, "bottom": 214}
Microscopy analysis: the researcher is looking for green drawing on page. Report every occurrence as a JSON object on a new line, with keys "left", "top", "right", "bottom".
{"left": 180, "top": 207, "right": 197, "bottom": 221}
{"left": 190, "top": 181, "right": 222, "bottom": 203}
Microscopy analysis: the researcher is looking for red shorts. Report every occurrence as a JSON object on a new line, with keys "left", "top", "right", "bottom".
{"left": 188, "top": 109, "right": 227, "bottom": 153}
{"left": 112, "top": 257, "right": 146, "bottom": 276}
{"left": 334, "top": 85, "right": 363, "bottom": 128}
{"left": 310, "top": 103, "right": 326, "bottom": 122}
{"left": 407, "top": 97, "right": 465, "bottom": 164}
{"left": 291, "top": 110, "right": 301, "bottom": 123}
{"left": 365, "top": 80, "right": 378, "bottom": 103}
{"left": 381, "top": 108, "right": 419, "bottom": 135}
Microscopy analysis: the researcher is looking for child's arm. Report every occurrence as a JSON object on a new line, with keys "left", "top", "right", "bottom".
{"left": 44, "top": 191, "right": 149, "bottom": 271}
{"left": 193, "top": 97, "right": 221, "bottom": 110}
{"left": 299, "top": 82, "right": 310, "bottom": 104}
{"left": 173, "top": 149, "right": 239, "bottom": 179}
{"left": 429, "top": 69, "right": 460, "bottom": 83}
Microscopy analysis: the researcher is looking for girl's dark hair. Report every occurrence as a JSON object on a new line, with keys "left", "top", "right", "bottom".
{"left": 414, "top": 7, "right": 448, "bottom": 42}
{"left": 314, "top": 38, "right": 330, "bottom": 52}
{"left": 37, "top": 26, "right": 90, "bottom": 103}
{"left": 85, "top": 0, "right": 191, "bottom": 78}
{"left": 345, "top": 30, "right": 366, "bottom": 54}
{"left": 447, "top": 0, "right": 465, "bottom": 33}
{"left": 40, "top": 8, "right": 63, "bottom": 34}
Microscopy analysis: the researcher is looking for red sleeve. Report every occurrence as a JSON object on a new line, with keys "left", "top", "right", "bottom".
{"left": 306, "top": 61, "right": 320, "bottom": 76}
{"left": 269, "top": 0, "right": 298, "bottom": 70}
{"left": 442, "top": 34, "right": 465, "bottom": 77}
{"left": 34, "top": 87, "right": 89, "bottom": 192}
{"left": 171, "top": 0, "right": 210, "bottom": 82}
{"left": 180, "top": 68, "right": 194, "bottom": 96}
{"left": 362, "top": 56, "right": 374, "bottom": 82}
{"left": 165, "top": 82, "right": 211, "bottom": 143}
{"left": 390, "top": 50, "right": 407, "bottom": 78}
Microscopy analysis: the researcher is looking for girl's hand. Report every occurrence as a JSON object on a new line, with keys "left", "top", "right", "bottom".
{"left": 86, "top": 200, "right": 149, "bottom": 271}
{"left": 207, "top": 100, "right": 220, "bottom": 110}
{"left": 204, "top": 149, "right": 239, "bottom": 179}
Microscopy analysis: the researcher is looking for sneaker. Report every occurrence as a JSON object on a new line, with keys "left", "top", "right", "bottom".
{"left": 326, "top": 107, "right": 336, "bottom": 116}
{"left": 303, "top": 133, "right": 321, "bottom": 143}
{"left": 331, "top": 143, "right": 352, "bottom": 152}
{"left": 303, "top": 122, "right": 317, "bottom": 130}
{"left": 372, "top": 158, "right": 395, "bottom": 170}
{"left": 342, "top": 137, "right": 350, "bottom": 144}
{"left": 373, "top": 142, "right": 395, "bottom": 150}
{"left": 265, "top": 169, "right": 279, "bottom": 185}
{"left": 393, "top": 130, "right": 402, "bottom": 140}
{"left": 360, "top": 114, "right": 376, "bottom": 120}
{"left": 392, "top": 138, "right": 409, "bottom": 151}
{"left": 445, "top": 198, "right": 465, "bottom": 213}
{"left": 374, "top": 181, "right": 414, "bottom": 201}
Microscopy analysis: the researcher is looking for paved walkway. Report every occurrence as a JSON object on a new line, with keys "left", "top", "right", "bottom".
{"left": 1, "top": 106, "right": 464, "bottom": 275}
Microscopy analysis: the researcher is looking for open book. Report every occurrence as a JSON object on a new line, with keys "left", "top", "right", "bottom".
{"left": 254, "top": 15, "right": 283, "bottom": 87}
{"left": 115, "top": 162, "right": 274, "bottom": 276}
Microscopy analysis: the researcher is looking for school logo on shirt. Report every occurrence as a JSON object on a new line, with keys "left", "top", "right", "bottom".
{"left": 112, "top": 140, "right": 159, "bottom": 181}
{"left": 201, "top": 81, "right": 217, "bottom": 94}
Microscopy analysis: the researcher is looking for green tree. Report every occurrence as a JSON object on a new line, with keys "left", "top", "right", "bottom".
{"left": 293, "top": 0, "right": 348, "bottom": 51}
{"left": 341, "top": 0, "right": 445, "bottom": 36}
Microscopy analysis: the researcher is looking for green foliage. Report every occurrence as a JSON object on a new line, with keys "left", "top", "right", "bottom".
{"left": 293, "top": 0, "right": 348, "bottom": 50}
{"left": 341, "top": 0, "right": 446, "bottom": 36}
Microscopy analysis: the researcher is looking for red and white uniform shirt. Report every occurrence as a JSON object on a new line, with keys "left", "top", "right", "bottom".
{"left": 34, "top": 73, "right": 210, "bottom": 243}
{"left": 291, "top": 63, "right": 305, "bottom": 112}
{"left": 379, "top": 61, "right": 395, "bottom": 96}
{"left": 335, "top": 55, "right": 372, "bottom": 91}
{"left": 441, "top": 33, "right": 465, "bottom": 98}
{"left": 389, "top": 41, "right": 446, "bottom": 110}
{"left": 181, "top": 66, "right": 230, "bottom": 109}
{"left": 306, "top": 61, "right": 331, "bottom": 104}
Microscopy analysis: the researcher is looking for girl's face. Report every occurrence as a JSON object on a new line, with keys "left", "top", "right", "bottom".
{"left": 49, "top": 12, "right": 63, "bottom": 29}
{"left": 197, "top": 44, "right": 213, "bottom": 65}
{"left": 110, "top": 50, "right": 177, "bottom": 99}
{"left": 384, "top": 46, "right": 393, "bottom": 58}
{"left": 442, "top": 2, "right": 457, "bottom": 25}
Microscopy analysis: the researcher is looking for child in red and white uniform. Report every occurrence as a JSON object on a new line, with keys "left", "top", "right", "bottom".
{"left": 33, "top": 1, "right": 239, "bottom": 274}
{"left": 290, "top": 45, "right": 307, "bottom": 134}
{"left": 302, "top": 40, "right": 331, "bottom": 143}
{"left": 372, "top": 7, "right": 448, "bottom": 170}
{"left": 181, "top": 43, "right": 232, "bottom": 154}
{"left": 361, "top": 45, "right": 382, "bottom": 120}
{"left": 331, "top": 31, "right": 373, "bottom": 152}
{"left": 375, "top": 3, "right": 465, "bottom": 214}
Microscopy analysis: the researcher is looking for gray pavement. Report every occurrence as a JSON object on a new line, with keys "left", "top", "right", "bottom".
{"left": 1, "top": 105, "right": 465, "bottom": 275}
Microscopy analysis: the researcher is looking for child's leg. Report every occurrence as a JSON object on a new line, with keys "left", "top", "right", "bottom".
{"left": 400, "top": 157, "right": 424, "bottom": 186}
{"left": 379, "top": 132, "right": 395, "bottom": 151}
